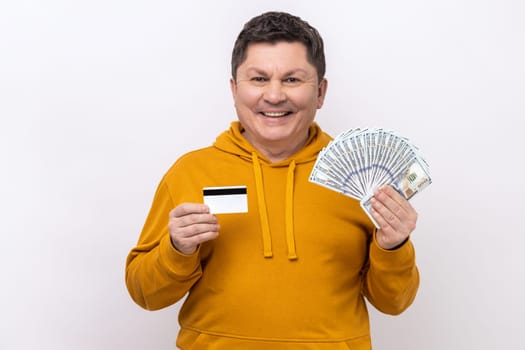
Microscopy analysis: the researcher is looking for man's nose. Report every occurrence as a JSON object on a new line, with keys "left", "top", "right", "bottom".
{"left": 263, "top": 80, "right": 286, "bottom": 104}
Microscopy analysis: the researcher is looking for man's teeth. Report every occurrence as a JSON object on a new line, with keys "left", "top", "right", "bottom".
{"left": 262, "top": 112, "right": 289, "bottom": 117}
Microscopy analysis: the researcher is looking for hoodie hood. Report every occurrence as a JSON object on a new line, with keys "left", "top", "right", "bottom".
{"left": 213, "top": 121, "right": 330, "bottom": 165}
{"left": 213, "top": 121, "right": 332, "bottom": 259}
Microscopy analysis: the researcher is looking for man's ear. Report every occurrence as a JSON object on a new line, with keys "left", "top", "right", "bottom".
{"left": 317, "top": 78, "right": 328, "bottom": 109}
{"left": 230, "top": 78, "right": 237, "bottom": 97}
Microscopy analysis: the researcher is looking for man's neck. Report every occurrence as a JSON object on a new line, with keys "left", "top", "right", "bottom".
{"left": 243, "top": 133, "right": 308, "bottom": 163}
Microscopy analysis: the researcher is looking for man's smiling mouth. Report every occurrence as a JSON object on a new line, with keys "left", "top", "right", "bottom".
{"left": 261, "top": 112, "right": 292, "bottom": 118}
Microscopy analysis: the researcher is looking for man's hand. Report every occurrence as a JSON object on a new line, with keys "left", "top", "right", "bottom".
{"left": 369, "top": 185, "right": 418, "bottom": 250}
{"left": 168, "top": 203, "right": 220, "bottom": 255}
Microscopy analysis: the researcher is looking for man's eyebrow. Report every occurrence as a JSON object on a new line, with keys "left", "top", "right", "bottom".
{"left": 244, "top": 67, "right": 309, "bottom": 76}
{"left": 244, "top": 68, "right": 269, "bottom": 76}
{"left": 283, "top": 69, "right": 309, "bottom": 77}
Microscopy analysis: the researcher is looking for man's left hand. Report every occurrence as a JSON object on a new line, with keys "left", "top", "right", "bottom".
{"left": 369, "top": 185, "right": 418, "bottom": 250}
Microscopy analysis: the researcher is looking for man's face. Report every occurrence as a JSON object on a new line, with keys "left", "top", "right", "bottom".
{"left": 230, "top": 41, "right": 327, "bottom": 157}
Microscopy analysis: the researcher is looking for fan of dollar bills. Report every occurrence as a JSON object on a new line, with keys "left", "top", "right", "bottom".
{"left": 309, "top": 128, "right": 432, "bottom": 228}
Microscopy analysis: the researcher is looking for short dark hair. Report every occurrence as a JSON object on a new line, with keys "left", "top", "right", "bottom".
{"left": 231, "top": 11, "right": 326, "bottom": 82}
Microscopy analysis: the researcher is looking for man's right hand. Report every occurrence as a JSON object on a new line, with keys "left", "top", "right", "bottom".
{"left": 168, "top": 203, "right": 220, "bottom": 255}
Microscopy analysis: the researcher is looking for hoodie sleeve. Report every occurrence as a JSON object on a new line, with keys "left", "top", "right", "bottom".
{"left": 125, "top": 178, "right": 202, "bottom": 311}
{"left": 361, "top": 233, "right": 420, "bottom": 315}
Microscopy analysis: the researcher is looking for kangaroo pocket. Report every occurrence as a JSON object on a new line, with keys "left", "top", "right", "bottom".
{"left": 178, "top": 328, "right": 371, "bottom": 350}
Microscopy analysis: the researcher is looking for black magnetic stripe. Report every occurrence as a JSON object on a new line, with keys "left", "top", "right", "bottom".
{"left": 203, "top": 187, "right": 247, "bottom": 196}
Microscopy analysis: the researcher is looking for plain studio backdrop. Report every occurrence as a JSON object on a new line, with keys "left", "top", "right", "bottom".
{"left": 1, "top": 0, "right": 523, "bottom": 349}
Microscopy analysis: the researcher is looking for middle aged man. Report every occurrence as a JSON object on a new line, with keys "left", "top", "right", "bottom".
{"left": 126, "top": 11, "right": 419, "bottom": 350}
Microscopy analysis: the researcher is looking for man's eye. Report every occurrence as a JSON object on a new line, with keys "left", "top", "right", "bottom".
{"left": 284, "top": 77, "right": 300, "bottom": 83}
{"left": 252, "top": 77, "right": 267, "bottom": 82}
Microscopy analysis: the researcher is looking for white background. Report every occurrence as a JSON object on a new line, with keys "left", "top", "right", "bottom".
{"left": 1, "top": 0, "right": 524, "bottom": 349}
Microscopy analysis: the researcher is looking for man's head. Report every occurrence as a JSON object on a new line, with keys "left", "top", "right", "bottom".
{"left": 229, "top": 12, "right": 328, "bottom": 162}
{"left": 231, "top": 12, "right": 326, "bottom": 82}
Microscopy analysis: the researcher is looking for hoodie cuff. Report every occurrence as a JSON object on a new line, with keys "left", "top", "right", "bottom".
{"left": 370, "top": 234, "right": 415, "bottom": 269}
{"left": 158, "top": 233, "right": 201, "bottom": 277}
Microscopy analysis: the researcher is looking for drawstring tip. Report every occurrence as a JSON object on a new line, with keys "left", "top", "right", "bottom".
{"left": 287, "top": 254, "right": 298, "bottom": 260}
{"left": 264, "top": 251, "right": 273, "bottom": 258}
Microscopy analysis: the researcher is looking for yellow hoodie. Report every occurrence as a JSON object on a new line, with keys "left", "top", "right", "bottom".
{"left": 126, "top": 122, "right": 419, "bottom": 349}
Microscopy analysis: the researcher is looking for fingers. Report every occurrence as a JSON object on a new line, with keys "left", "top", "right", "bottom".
{"left": 170, "top": 203, "right": 211, "bottom": 218}
{"left": 171, "top": 229, "right": 220, "bottom": 255}
{"left": 373, "top": 186, "right": 416, "bottom": 221}
{"left": 370, "top": 185, "right": 418, "bottom": 249}
{"left": 370, "top": 204, "right": 398, "bottom": 228}
{"left": 370, "top": 188, "right": 401, "bottom": 228}
{"left": 168, "top": 203, "right": 220, "bottom": 255}
{"left": 374, "top": 185, "right": 410, "bottom": 212}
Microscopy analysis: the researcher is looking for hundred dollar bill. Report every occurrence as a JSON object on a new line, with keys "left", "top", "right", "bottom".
{"left": 310, "top": 127, "right": 432, "bottom": 228}
{"left": 360, "top": 157, "right": 432, "bottom": 228}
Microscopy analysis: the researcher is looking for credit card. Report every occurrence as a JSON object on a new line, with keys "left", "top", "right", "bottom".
{"left": 203, "top": 186, "right": 248, "bottom": 214}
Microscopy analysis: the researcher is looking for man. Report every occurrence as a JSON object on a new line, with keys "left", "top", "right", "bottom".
{"left": 126, "top": 11, "right": 419, "bottom": 349}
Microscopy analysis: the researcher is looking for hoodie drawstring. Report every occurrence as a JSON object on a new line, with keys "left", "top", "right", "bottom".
{"left": 252, "top": 153, "right": 298, "bottom": 260}
{"left": 285, "top": 160, "right": 298, "bottom": 260}
{"left": 252, "top": 153, "right": 273, "bottom": 258}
